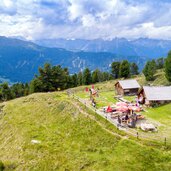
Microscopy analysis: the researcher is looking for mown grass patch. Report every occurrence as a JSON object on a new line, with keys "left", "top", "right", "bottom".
{"left": 139, "top": 103, "right": 171, "bottom": 143}
{"left": 95, "top": 91, "right": 117, "bottom": 108}
{"left": 145, "top": 103, "right": 171, "bottom": 125}
{"left": 124, "top": 95, "right": 136, "bottom": 102}
{"left": 75, "top": 90, "right": 117, "bottom": 109}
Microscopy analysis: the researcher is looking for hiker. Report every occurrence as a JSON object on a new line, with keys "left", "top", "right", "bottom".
{"left": 135, "top": 97, "right": 140, "bottom": 107}
{"left": 92, "top": 98, "right": 96, "bottom": 108}
{"left": 92, "top": 101, "right": 96, "bottom": 108}
{"left": 128, "top": 113, "right": 137, "bottom": 128}
{"left": 89, "top": 89, "right": 92, "bottom": 100}
{"left": 133, "top": 112, "right": 137, "bottom": 121}
{"left": 117, "top": 115, "right": 121, "bottom": 126}
{"left": 96, "top": 90, "right": 99, "bottom": 97}
{"left": 138, "top": 94, "right": 144, "bottom": 104}
{"left": 125, "top": 114, "right": 129, "bottom": 124}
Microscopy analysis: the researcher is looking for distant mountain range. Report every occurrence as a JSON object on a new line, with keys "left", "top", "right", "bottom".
{"left": 35, "top": 38, "right": 171, "bottom": 58}
{"left": 0, "top": 36, "right": 171, "bottom": 83}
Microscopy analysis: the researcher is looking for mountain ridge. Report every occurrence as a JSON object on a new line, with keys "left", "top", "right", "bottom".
{"left": 35, "top": 37, "right": 171, "bottom": 58}
{"left": 0, "top": 36, "right": 124, "bottom": 83}
{"left": 0, "top": 36, "right": 170, "bottom": 83}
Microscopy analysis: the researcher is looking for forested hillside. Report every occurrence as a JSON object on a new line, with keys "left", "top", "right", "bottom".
{"left": 0, "top": 36, "right": 157, "bottom": 83}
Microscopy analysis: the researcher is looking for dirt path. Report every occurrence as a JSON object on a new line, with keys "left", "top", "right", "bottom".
{"left": 70, "top": 100, "right": 125, "bottom": 139}
{"left": 69, "top": 98, "right": 157, "bottom": 148}
{"left": 68, "top": 93, "right": 170, "bottom": 145}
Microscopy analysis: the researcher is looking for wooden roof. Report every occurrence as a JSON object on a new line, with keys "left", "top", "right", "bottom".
{"left": 142, "top": 86, "right": 171, "bottom": 101}
{"left": 116, "top": 79, "right": 140, "bottom": 89}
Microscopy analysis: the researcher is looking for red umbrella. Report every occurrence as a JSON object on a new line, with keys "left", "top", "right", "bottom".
{"left": 116, "top": 105, "right": 128, "bottom": 112}
{"left": 106, "top": 106, "right": 113, "bottom": 113}
{"left": 128, "top": 105, "right": 140, "bottom": 112}
{"left": 116, "top": 102, "right": 128, "bottom": 106}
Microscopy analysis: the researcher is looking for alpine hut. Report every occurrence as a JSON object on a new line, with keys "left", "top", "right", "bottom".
{"left": 138, "top": 86, "right": 171, "bottom": 106}
{"left": 115, "top": 79, "right": 140, "bottom": 96}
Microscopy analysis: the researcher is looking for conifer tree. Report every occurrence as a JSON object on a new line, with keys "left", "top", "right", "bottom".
{"left": 156, "top": 57, "right": 165, "bottom": 69}
{"left": 71, "top": 74, "right": 78, "bottom": 87}
{"left": 111, "top": 62, "right": 120, "bottom": 78}
{"left": 165, "top": 51, "right": 171, "bottom": 82}
{"left": 92, "top": 69, "right": 101, "bottom": 83}
{"left": 143, "top": 60, "right": 156, "bottom": 81}
{"left": 130, "top": 63, "right": 139, "bottom": 75}
{"left": 77, "top": 72, "right": 83, "bottom": 86}
{"left": 83, "top": 68, "right": 92, "bottom": 85}
{"left": 0, "top": 82, "right": 12, "bottom": 101}
{"left": 119, "top": 60, "right": 130, "bottom": 78}
{"left": 102, "top": 72, "right": 110, "bottom": 81}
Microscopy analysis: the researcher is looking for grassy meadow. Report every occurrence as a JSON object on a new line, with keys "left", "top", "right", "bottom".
{"left": 0, "top": 92, "right": 171, "bottom": 170}
{"left": 0, "top": 70, "right": 171, "bottom": 170}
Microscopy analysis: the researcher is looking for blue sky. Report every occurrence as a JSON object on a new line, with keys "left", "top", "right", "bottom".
{"left": 0, "top": 0, "right": 171, "bottom": 40}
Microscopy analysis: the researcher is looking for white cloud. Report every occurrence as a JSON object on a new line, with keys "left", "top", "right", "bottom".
{"left": 81, "top": 14, "right": 96, "bottom": 27}
{"left": 0, "top": 0, "right": 171, "bottom": 40}
{"left": 3, "top": 0, "right": 13, "bottom": 8}
{"left": 68, "top": 1, "right": 83, "bottom": 21}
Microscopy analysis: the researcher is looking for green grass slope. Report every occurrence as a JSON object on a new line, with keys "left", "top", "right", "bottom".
{"left": 0, "top": 92, "right": 171, "bottom": 170}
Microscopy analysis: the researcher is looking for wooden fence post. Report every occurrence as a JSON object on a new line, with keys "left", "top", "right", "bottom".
{"left": 137, "top": 132, "right": 139, "bottom": 139}
{"left": 164, "top": 137, "right": 167, "bottom": 146}
{"left": 117, "top": 124, "right": 119, "bottom": 130}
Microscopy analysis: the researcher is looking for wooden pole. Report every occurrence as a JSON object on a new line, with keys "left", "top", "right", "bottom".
{"left": 165, "top": 137, "right": 167, "bottom": 146}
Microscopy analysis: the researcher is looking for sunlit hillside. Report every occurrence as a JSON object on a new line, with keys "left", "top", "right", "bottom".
{"left": 0, "top": 91, "right": 171, "bottom": 170}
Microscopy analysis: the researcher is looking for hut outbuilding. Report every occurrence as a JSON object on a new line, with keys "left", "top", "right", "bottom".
{"left": 138, "top": 86, "right": 171, "bottom": 106}
{"left": 115, "top": 79, "right": 140, "bottom": 96}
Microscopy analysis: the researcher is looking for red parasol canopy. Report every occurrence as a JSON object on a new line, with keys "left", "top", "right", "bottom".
{"left": 106, "top": 106, "right": 113, "bottom": 113}
{"left": 85, "top": 87, "right": 89, "bottom": 92}
{"left": 116, "top": 102, "right": 128, "bottom": 106}
{"left": 128, "top": 105, "right": 140, "bottom": 112}
{"left": 116, "top": 105, "right": 128, "bottom": 112}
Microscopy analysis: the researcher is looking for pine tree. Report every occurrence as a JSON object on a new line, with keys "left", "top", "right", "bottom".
{"left": 111, "top": 62, "right": 120, "bottom": 79}
{"left": 143, "top": 60, "right": 156, "bottom": 81}
{"left": 51, "top": 65, "right": 68, "bottom": 90}
{"left": 130, "top": 63, "right": 139, "bottom": 76}
{"left": 156, "top": 57, "right": 165, "bottom": 69}
{"left": 83, "top": 68, "right": 92, "bottom": 85}
{"left": 92, "top": 69, "right": 101, "bottom": 83}
{"left": 71, "top": 74, "right": 78, "bottom": 87}
{"left": 66, "top": 76, "right": 74, "bottom": 88}
{"left": 31, "top": 63, "right": 69, "bottom": 92}
{"left": 102, "top": 72, "right": 110, "bottom": 81}
{"left": 119, "top": 60, "right": 130, "bottom": 78}
{"left": 38, "top": 63, "right": 54, "bottom": 91}
{"left": 0, "top": 82, "right": 12, "bottom": 101}
{"left": 77, "top": 72, "right": 83, "bottom": 86}
{"left": 11, "top": 83, "right": 25, "bottom": 98}
{"left": 165, "top": 51, "right": 171, "bottom": 82}
{"left": 24, "top": 83, "right": 30, "bottom": 96}
{"left": 29, "top": 78, "right": 43, "bottom": 93}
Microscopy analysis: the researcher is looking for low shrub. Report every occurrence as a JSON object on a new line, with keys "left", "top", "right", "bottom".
{"left": 0, "top": 160, "right": 5, "bottom": 171}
